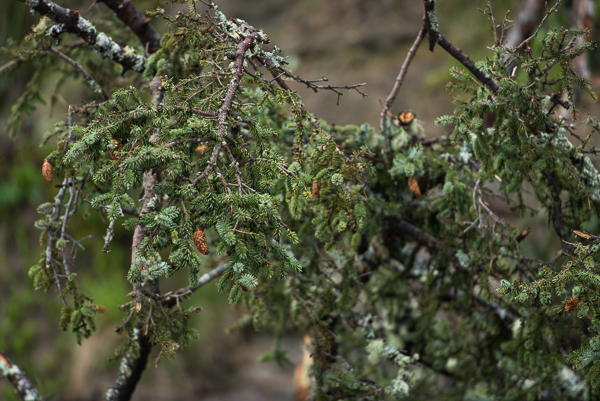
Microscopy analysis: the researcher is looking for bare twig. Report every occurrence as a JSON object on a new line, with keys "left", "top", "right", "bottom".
{"left": 193, "top": 30, "right": 268, "bottom": 185}
{"left": 380, "top": 24, "right": 427, "bottom": 163}
{"left": 437, "top": 35, "right": 501, "bottom": 92}
{"left": 49, "top": 47, "right": 109, "bottom": 99}
{"left": 162, "top": 264, "right": 228, "bottom": 307}
{"left": 516, "top": 0, "right": 562, "bottom": 50}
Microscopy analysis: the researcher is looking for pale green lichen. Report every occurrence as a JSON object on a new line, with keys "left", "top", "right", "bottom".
{"left": 385, "top": 373, "right": 410, "bottom": 398}
{"left": 33, "top": 17, "right": 52, "bottom": 34}
{"left": 261, "top": 46, "right": 287, "bottom": 69}
{"left": 455, "top": 250, "right": 471, "bottom": 268}
{"left": 0, "top": 360, "right": 41, "bottom": 401}
{"left": 366, "top": 338, "right": 385, "bottom": 364}
{"left": 76, "top": 17, "right": 95, "bottom": 34}
{"left": 427, "top": 10, "right": 439, "bottom": 34}
{"left": 538, "top": 127, "right": 600, "bottom": 202}
{"left": 123, "top": 46, "right": 137, "bottom": 58}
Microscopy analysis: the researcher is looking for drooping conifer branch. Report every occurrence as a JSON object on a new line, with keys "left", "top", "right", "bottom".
{"left": 17, "top": 0, "right": 146, "bottom": 73}
{"left": 0, "top": 351, "right": 42, "bottom": 401}
{"left": 98, "top": 0, "right": 161, "bottom": 55}
{"left": 109, "top": 77, "right": 165, "bottom": 401}
{"left": 193, "top": 30, "right": 268, "bottom": 184}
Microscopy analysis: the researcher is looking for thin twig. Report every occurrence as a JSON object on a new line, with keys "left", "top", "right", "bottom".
{"left": 516, "top": 0, "right": 562, "bottom": 50}
{"left": 380, "top": 24, "right": 427, "bottom": 163}
{"left": 49, "top": 47, "right": 109, "bottom": 99}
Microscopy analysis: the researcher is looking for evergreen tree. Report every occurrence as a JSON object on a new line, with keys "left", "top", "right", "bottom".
{"left": 2, "top": 0, "right": 600, "bottom": 400}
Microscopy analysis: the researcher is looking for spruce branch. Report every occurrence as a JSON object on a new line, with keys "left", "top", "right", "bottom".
{"left": 45, "top": 177, "right": 69, "bottom": 304}
{"left": 98, "top": 0, "right": 161, "bottom": 55}
{"left": 49, "top": 47, "right": 109, "bottom": 99}
{"left": 17, "top": 0, "right": 146, "bottom": 73}
{"left": 0, "top": 58, "right": 23, "bottom": 76}
{"left": 194, "top": 30, "right": 268, "bottom": 184}
{"left": 0, "top": 351, "right": 41, "bottom": 401}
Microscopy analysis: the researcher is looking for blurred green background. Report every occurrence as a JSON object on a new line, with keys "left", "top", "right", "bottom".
{"left": 1, "top": 0, "right": 599, "bottom": 399}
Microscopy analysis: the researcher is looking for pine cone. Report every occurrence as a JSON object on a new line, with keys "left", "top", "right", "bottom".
{"left": 565, "top": 296, "right": 580, "bottom": 313}
{"left": 407, "top": 176, "right": 421, "bottom": 197}
{"left": 312, "top": 181, "right": 321, "bottom": 199}
{"left": 42, "top": 159, "right": 53, "bottom": 182}
{"left": 193, "top": 227, "right": 210, "bottom": 255}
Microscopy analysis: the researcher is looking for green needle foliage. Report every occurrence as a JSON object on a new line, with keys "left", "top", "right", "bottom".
{"left": 3, "top": 0, "right": 600, "bottom": 399}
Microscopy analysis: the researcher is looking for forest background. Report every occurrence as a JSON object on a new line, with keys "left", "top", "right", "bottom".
{"left": 1, "top": 0, "right": 599, "bottom": 400}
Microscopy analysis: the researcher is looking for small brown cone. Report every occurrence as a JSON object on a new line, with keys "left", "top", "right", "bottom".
{"left": 312, "top": 182, "right": 321, "bottom": 199}
{"left": 109, "top": 139, "right": 124, "bottom": 160}
{"left": 565, "top": 296, "right": 580, "bottom": 313}
{"left": 193, "top": 227, "right": 210, "bottom": 255}
{"left": 408, "top": 176, "right": 421, "bottom": 197}
{"left": 42, "top": 159, "right": 53, "bottom": 182}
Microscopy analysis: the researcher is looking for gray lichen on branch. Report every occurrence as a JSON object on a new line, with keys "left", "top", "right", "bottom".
{"left": 18, "top": 0, "right": 146, "bottom": 73}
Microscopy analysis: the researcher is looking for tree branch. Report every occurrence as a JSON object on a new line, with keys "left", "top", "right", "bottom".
{"left": 380, "top": 24, "right": 427, "bottom": 163}
{"left": 98, "top": 0, "right": 161, "bottom": 55}
{"left": 423, "top": 0, "right": 501, "bottom": 93}
{"left": 437, "top": 34, "right": 501, "bottom": 92}
{"left": 49, "top": 47, "right": 109, "bottom": 99}
{"left": 17, "top": 0, "right": 146, "bottom": 73}
{"left": 194, "top": 30, "right": 268, "bottom": 184}
{"left": 0, "top": 351, "right": 41, "bottom": 401}
{"left": 385, "top": 217, "right": 470, "bottom": 273}
{"left": 105, "top": 323, "right": 152, "bottom": 401}
{"left": 162, "top": 263, "right": 227, "bottom": 308}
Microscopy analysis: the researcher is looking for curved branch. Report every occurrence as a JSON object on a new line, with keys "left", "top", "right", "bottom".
{"left": 162, "top": 263, "right": 227, "bottom": 308}
{"left": 105, "top": 323, "right": 152, "bottom": 401}
{"left": 98, "top": 0, "right": 161, "bottom": 55}
{"left": 0, "top": 351, "right": 41, "bottom": 401}
{"left": 49, "top": 47, "right": 109, "bottom": 99}
{"left": 422, "top": 0, "right": 501, "bottom": 93}
{"left": 17, "top": 0, "right": 146, "bottom": 73}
